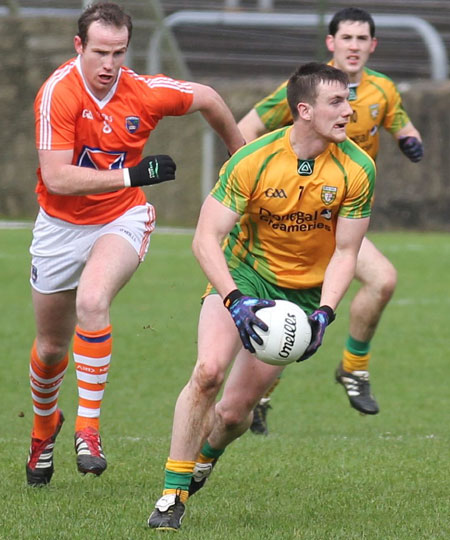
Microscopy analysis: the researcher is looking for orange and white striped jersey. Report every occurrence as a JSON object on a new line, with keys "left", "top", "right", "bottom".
{"left": 35, "top": 56, "right": 194, "bottom": 224}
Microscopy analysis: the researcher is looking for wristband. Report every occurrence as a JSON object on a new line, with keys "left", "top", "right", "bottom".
{"left": 123, "top": 168, "right": 131, "bottom": 188}
{"left": 318, "top": 305, "right": 336, "bottom": 324}
{"left": 223, "top": 289, "right": 244, "bottom": 310}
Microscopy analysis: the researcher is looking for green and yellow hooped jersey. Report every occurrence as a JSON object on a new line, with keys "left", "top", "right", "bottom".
{"left": 211, "top": 126, "right": 375, "bottom": 290}
{"left": 254, "top": 66, "right": 411, "bottom": 160}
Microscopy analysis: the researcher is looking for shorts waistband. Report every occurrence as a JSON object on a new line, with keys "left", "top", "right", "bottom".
{"left": 38, "top": 208, "right": 101, "bottom": 230}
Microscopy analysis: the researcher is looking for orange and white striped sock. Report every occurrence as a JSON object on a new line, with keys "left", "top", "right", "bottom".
{"left": 73, "top": 325, "right": 112, "bottom": 432}
{"left": 29, "top": 340, "right": 68, "bottom": 440}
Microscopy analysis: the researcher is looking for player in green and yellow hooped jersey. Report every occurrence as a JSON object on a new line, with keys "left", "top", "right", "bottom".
{"left": 239, "top": 7, "right": 423, "bottom": 428}
{"left": 149, "top": 63, "right": 375, "bottom": 531}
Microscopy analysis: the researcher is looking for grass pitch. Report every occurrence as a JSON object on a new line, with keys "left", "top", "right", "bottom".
{"left": 0, "top": 227, "right": 449, "bottom": 539}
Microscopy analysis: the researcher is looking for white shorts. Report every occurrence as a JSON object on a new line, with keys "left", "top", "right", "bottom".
{"left": 30, "top": 204, "right": 155, "bottom": 293}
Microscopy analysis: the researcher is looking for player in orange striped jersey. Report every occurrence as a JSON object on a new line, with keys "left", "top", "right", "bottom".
{"left": 148, "top": 63, "right": 375, "bottom": 531}
{"left": 26, "top": 2, "right": 245, "bottom": 487}
{"left": 239, "top": 8, "right": 424, "bottom": 430}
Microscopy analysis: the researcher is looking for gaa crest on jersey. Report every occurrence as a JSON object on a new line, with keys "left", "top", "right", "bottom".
{"left": 321, "top": 186, "right": 337, "bottom": 205}
{"left": 82, "top": 109, "right": 94, "bottom": 120}
{"left": 369, "top": 104, "right": 379, "bottom": 119}
{"left": 126, "top": 116, "right": 140, "bottom": 133}
{"left": 264, "top": 187, "right": 287, "bottom": 198}
{"left": 297, "top": 159, "right": 314, "bottom": 176}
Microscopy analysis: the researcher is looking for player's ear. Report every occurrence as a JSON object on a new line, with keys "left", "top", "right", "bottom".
{"left": 297, "top": 102, "right": 312, "bottom": 121}
{"left": 74, "top": 35, "right": 83, "bottom": 54}
{"left": 369, "top": 37, "right": 378, "bottom": 54}
{"left": 325, "top": 34, "right": 335, "bottom": 53}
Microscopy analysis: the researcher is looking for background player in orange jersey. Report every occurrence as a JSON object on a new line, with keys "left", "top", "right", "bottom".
{"left": 26, "top": 1, "right": 245, "bottom": 487}
{"left": 148, "top": 63, "right": 375, "bottom": 531}
{"left": 238, "top": 8, "right": 424, "bottom": 433}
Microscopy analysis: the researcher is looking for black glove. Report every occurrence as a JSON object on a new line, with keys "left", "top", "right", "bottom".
{"left": 224, "top": 289, "right": 275, "bottom": 353}
{"left": 126, "top": 155, "right": 176, "bottom": 187}
{"left": 398, "top": 136, "right": 424, "bottom": 163}
{"left": 297, "top": 305, "right": 335, "bottom": 362}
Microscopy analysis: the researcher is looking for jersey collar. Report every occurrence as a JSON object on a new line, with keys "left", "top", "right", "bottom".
{"left": 75, "top": 55, "right": 122, "bottom": 109}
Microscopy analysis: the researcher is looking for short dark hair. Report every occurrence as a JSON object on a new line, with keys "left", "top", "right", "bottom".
{"left": 328, "top": 7, "right": 375, "bottom": 38}
{"left": 77, "top": 2, "right": 132, "bottom": 47}
{"left": 287, "top": 62, "right": 349, "bottom": 119}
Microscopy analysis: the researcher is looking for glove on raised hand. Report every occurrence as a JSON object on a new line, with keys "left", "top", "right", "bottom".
{"left": 398, "top": 136, "right": 424, "bottom": 163}
{"left": 297, "top": 305, "right": 335, "bottom": 362}
{"left": 224, "top": 289, "right": 275, "bottom": 353}
{"left": 124, "top": 155, "right": 176, "bottom": 187}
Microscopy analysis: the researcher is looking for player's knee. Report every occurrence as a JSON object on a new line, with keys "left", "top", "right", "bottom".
{"left": 76, "top": 291, "right": 110, "bottom": 324}
{"left": 365, "top": 262, "right": 397, "bottom": 304}
{"left": 36, "top": 340, "right": 68, "bottom": 364}
{"left": 216, "top": 403, "right": 248, "bottom": 429}
{"left": 191, "top": 361, "right": 225, "bottom": 397}
{"left": 379, "top": 264, "right": 397, "bottom": 301}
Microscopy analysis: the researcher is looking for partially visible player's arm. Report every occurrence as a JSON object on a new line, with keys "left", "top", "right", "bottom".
{"left": 39, "top": 149, "right": 176, "bottom": 195}
{"left": 298, "top": 216, "right": 369, "bottom": 361}
{"left": 39, "top": 149, "right": 124, "bottom": 195}
{"left": 192, "top": 194, "right": 274, "bottom": 352}
{"left": 395, "top": 122, "right": 424, "bottom": 162}
{"left": 394, "top": 122, "right": 421, "bottom": 141}
{"left": 320, "top": 216, "right": 370, "bottom": 311}
{"left": 192, "top": 195, "right": 240, "bottom": 298}
{"left": 238, "top": 108, "right": 268, "bottom": 142}
{"left": 187, "top": 82, "right": 245, "bottom": 155}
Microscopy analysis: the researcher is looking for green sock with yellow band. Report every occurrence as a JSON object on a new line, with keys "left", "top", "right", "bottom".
{"left": 162, "top": 458, "right": 195, "bottom": 503}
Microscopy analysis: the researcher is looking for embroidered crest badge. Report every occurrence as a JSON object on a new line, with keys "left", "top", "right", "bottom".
{"left": 321, "top": 185, "right": 337, "bottom": 205}
{"left": 369, "top": 104, "right": 379, "bottom": 119}
{"left": 126, "top": 116, "right": 140, "bottom": 133}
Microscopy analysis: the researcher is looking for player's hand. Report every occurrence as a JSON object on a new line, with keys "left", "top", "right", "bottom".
{"left": 398, "top": 136, "right": 424, "bottom": 163}
{"left": 297, "top": 305, "right": 335, "bottom": 362}
{"left": 224, "top": 289, "right": 275, "bottom": 353}
{"left": 125, "top": 155, "right": 176, "bottom": 187}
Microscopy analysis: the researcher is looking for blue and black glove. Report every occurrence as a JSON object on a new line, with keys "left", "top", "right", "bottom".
{"left": 297, "top": 305, "right": 335, "bottom": 362}
{"left": 224, "top": 289, "right": 275, "bottom": 353}
{"left": 124, "top": 155, "right": 176, "bottom": 187}
{"left": 398, "top": 136, "right": 424, "bottom": 163}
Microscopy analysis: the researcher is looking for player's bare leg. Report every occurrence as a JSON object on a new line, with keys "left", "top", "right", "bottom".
{"left": 336, "top": 237, "right": 397, "bottom": 414}
{"left": 33, "top": 289, "right": 77, "bottom": 364}
{"left": 169, "top": 294, "right": 241, "bottom": 462}
{"left": 149, "top": 294, "right": 241, "bottom": 529}
{"left": 76, "top": 233, "right": 139, "bottom": 330}
{"left": 27, "top": 290, "right": 76, "bottom": 486}
{"left": 350, "top": 238, "right": 397, "bottom": 343}
{"left": 211, "top": 349, "right": 283, "bottom": 447}
{"left": 73, "top": 233, "right": 139, "bottom": 475}
{"left": 187, "top": 344, "right": 283, "bottom": 498}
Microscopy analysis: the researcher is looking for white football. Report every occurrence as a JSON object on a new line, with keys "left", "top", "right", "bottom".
{"left": 250, "top": 300, "right": 312, "bottom": 366}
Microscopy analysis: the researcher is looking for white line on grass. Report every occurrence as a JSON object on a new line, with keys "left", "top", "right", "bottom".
{"left": 0, "top": 221, "right": 33, "bottom": 229}
{"left": 392, "top": 298, "right": 448, "bottom": 305}
{"left": 0, "top": 220, "right": 193, "bottom": 235}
